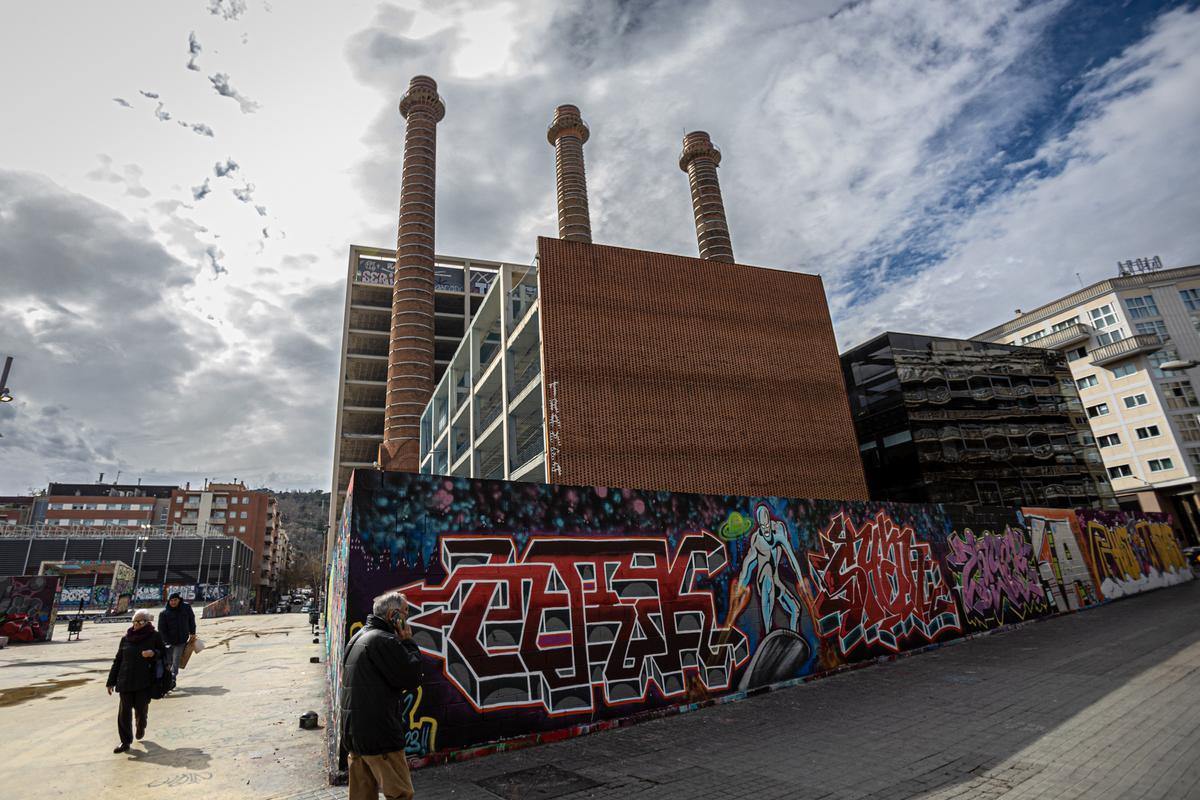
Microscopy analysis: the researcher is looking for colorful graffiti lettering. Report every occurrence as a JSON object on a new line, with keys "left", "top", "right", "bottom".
{"left": 0, "top": 576, "right": 60, "bottom": 642}
{"left": 399, "top": 532, "right": 749, "bottom": 715}
{"left": 165, "top": 584, "right": 197, "bottom": 601}
{"left": 1078, "top": 513, "right": 1192, "bottom": 600}
{"left": 135, "top": 585, "right": 164, "bottom": 602}
{"left": 402, "top": 688, "right": 438, "bottom": 757}
{"left": 808, "top": 512, "right": 961, "bottom": 655}
{"left": 946, "top": 527, "right": 1049, "bottom": 628}
{"left": 1022, "top": 509, "right": 1097, "bottom": 611}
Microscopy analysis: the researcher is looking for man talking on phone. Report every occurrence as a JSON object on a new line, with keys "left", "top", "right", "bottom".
{"left": 341, "top": 591, "right": 424, "bottom": 800}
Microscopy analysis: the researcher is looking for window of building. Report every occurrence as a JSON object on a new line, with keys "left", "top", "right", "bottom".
{"left": 1149, "top": 349, "right": 1178, "bottom": 378}
{"left": 1097, "top": 433, "right": 1121, "bottom": 447}
{"left": 1123, "top": 393, "right": 1149, "bottom": 409}
{"left": 1181, "top": 288, "right": 1200, "bottom": 311}
{"left": 1149, "top": 457, "right": 1174, "bottom": 472}
{"left": 1162, "top": 380, "right": 1198, "bottom": 410}
{"left": 1176, "top": 416, "right": 1200, "bottom": 442}
{"left": 239, "top": 525, "right": 246, "bottom": 533}
{"left": 1189, "top": 450, "right": 1200, "bottom": 473}
{"left": 1125, "top": 295, "right": 1160, "bottom": 319}
{"left": 1086, "top": 403, "right": 1110, "bottom": 418}
{"left": 240, "top": 511, "right": 248, "bottom": 518}
{"left": 1067, "top": 346, "right": 1088, "bottom": 362}
{"left": 1135, "top": 320, "right": 1169, "bottom": 340}
{"left": 1095, "top": 329, "right": 1125, "bottom": 346}
{"left": 1076, "top": 375, "right": 1099, "bottom": 390}
{"left": 1107, "top": 464, "right": 1133, "bottom": 479}
{"left": 1089, "top": 304, "right": 1118, "bottom": 329}
{"left": 1019, "top": 329, "right": 1048, "bottom": 345}
{"left": 1052, "top": 316, "right": 1081, "bottom": 331}
{"left": 1111, "top": 363, "right": 1137, "bottom": 379}
{"left": 174, "top": 510, "right": 181, "bottom": 519}
{"left": 1136, "top": 425, "right": 1162, "bottom": 439}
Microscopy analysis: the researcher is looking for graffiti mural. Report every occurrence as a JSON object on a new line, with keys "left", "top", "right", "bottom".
{"left": 331, "top": 472, "right": 968, "bottom": 769}
{"left": 1074, "top": 510, "right": 1192, "bottom": 600}
{"left": 945, "top": 526, "right": 1051, "bottom": 629}
{"left": 135, "top": 585, "right": 164, "bottom": 603}
{"left": 1021, "top": 508, "right": 1098, "bottom": 611}
{"left": 401, "top": 532, "right": 749, "bottom": 715}
{"left": 808, "top": 512, "right": 961, "bottom": 654}
{"left": 0, "top": 576, "right": 61, "bottom": 643}
{"left": 327, "top": 471, "right": 1196, "bottom": 773}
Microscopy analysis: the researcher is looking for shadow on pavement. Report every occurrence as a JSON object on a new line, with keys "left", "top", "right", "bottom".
{"left": 126, "top": 741, "right": 212, "bottom": 770}
{"left": 171, "top": 685, "right": 230, "bottom": 696}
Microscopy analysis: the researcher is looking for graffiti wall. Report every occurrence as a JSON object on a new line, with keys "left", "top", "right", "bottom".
{"left": 1072, "top": 509, "right": 1191, "bottom": 600}
{"left": 328, "top": 472, "right": 1194, "bottom": 773}
{"left": 1020, "top": 507, "right": 1099, "bottom": 611}
{"left": 0, "top": 575, "right": 61, "bottom": 643}
{"left": 942, "top": 507, "right": 1054, "bottom": 630}
{"left": 324, "top": 480, "right": 352, "bottom": 780}
{"left": 62, "top": 583, "right": 231, "bottom": 607}
{"left": 335, "top": 473, "right": 973, "bottom": 767}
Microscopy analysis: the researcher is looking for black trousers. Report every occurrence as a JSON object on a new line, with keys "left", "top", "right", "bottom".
{"left": 117, "top": 689, "right": 152, "bottom": 745}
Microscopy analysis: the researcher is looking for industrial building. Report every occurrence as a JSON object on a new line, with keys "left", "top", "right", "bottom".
{"left": 840, "top": 332, "right": 1117, "bottom": 509}
{"left": 0, "top": 526, "right": 255, "bottom": 608}
{"left": 44, "top": 481, "right": 176, "bottom": 529}
{"left": 975, "top": 260, "right": 1200, "bottom": 543}
{"left": 327, "top": 245, "right": 514, "bottom": 539}
{"left": 377, "top": 79, "right": 866, "bottom": 517}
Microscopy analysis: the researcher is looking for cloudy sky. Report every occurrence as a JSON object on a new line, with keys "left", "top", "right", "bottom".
{"left": 1, "top": 0, "right": 1198, "bottom": 495}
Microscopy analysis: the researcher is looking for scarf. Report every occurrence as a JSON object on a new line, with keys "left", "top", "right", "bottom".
{"left": 125, "top": 621, "right": 156, "bottom": 643}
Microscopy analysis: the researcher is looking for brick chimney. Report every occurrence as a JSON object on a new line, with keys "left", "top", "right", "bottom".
{"left": 379, "top": 75, "right": 446, "bottom": 472}
{"left": 546, "top": 104, "right": 592, "bottom": 243}
{"left": 678, "top": 131, "right": 734, "bottom": 263}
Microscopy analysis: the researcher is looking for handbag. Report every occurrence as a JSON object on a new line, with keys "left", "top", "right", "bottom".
{"left": 150, "top": 656, "right": 171, "bottom": 700}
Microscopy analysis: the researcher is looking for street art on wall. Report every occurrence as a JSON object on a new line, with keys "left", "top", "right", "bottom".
{"left": 944, "top": 524, "right": 1052, "bottom": 629}
{"left": 328, "top": 472, "right": 1194, "bottom": 773}
{"left": 0, "top": 575, "right": 61, "bottom": 643}
{"left": 1073, "top": 509, "right": 1191, "bottom": 599}
{"left": 333, "top": 472, "right": 975, "bottom": 768}
{"left": 1020, "top": 507, "right": 1099, "bottom": 611}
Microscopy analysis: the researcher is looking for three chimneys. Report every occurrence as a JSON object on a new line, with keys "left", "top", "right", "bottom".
{"left": 379, "top": 75, "right": 736, "bottom": 471}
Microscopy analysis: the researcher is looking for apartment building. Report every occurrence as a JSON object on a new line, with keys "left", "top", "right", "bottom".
{"left": 44, "top": 482, "right": 175, "bottom": 530}
{"left": 169, "top": 481, "right": 283, "bottom": 609}
{"left": 975, "top": 262, "right": 1200, "bottom": 544}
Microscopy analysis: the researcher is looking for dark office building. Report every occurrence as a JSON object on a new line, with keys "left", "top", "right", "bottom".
{"left": 840, "top": 332, "right": 1118, "bottom": 509}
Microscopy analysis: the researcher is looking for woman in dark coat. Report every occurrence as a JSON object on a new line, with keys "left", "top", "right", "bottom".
{"left": 106, "top": 608, "right": 167, "bottom": 753}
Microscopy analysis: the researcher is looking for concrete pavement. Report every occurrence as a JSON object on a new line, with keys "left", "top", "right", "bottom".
{"left": 0, "top": 609, "right": 326, "bottom": 799}
{"left": 289, "top": 580, "right": 1200, "bottom": 800}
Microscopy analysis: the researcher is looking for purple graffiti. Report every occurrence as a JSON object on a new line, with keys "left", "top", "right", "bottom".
{"left": 947, "top": 527, "right": 1048, "bottom": 626}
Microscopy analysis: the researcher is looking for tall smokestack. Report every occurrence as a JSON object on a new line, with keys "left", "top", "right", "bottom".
{"left": 547, "top": 104, "right": 592, "bottom": 243}
{"left": 380, "top": 75, "right": 446, "bottom": 472}
{"left": 678, "top": 131, "right": 734, "bottom": 263}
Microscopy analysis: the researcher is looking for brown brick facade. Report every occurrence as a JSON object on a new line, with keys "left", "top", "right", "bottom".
{"left": 537, "top": 237, "right": 868, "bottom": 500}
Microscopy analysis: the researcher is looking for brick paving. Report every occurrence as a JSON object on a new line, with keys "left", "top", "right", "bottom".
{"left": 280, "top": 580, "right": 1200, "bottom": 800}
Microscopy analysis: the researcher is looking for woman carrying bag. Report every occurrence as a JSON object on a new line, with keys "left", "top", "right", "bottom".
{"left": 105, "top": 608, "right": 167, "bottom": 753}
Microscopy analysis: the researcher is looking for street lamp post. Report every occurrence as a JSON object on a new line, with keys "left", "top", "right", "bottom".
{"left": 0, "top": 356, "right": 14, "bottom": 403}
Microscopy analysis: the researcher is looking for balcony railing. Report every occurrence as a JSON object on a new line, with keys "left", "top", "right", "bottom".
{"left": 1026, "top": 323, "right": 1093, "bottom": 350}
{"left": 1088, "top": 334, "right": 1162, "bottom": 367}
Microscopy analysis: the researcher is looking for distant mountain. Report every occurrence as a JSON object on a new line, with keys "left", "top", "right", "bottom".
{"left": 264, "top": 489, "right": 329, "bottom": 561}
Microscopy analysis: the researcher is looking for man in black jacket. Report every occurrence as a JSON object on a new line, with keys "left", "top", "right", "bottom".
{"left": 157, "top": 592, "right": 196, "bottom": 690}
{"left": 341, "top": 591, "right": 423, "bottom": 800}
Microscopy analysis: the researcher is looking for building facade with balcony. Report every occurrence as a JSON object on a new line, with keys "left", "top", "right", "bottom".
{"left": 975, "top": 262, "right": 1200, "bottom": 543}
{"left": 841, "top": 332, "right": 1116, "bottom": 509}
{"left": 169, "top": 482, "right": 280, "bottom": 610}
{"left": 328, "top": 245, "right": 512, "bottom": 549}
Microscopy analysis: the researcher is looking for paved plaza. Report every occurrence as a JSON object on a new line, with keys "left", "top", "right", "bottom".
{"left": 293, "top": 580, "right": 1200, "bottom": 800}
{"left": 4, "top": 582, "right": 1198, "bottom": 799}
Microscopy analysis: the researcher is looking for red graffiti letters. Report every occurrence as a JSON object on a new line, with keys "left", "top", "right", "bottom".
{"left": 808, "top": 512, "right": 961, "bottom": 655}
{"left": 946, "top": 527, "right": 1049, "bottom": 627}
{"left": 399, "top": 533, "right": 749, "bottom": 715}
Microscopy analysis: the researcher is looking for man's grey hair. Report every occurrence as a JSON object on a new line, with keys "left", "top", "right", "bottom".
{"left": 372, "top": 591, "right": 407, "bottom": 618}
{"left": 133, "top": 609, "right": 154, "bottom": 623}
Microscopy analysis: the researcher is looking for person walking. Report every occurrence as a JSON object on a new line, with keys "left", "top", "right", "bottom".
{"left": 158, "top": 592, "right": 196, "bottom": 691}
{"left": 106, "top": 609, "right": 166, "bottom": 753}
{"left": 341, "top": 591, "right": 424, "bottom": 800}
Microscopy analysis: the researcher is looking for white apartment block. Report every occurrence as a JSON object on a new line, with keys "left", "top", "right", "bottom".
{"left": 976, "top": 262, "right": 1200, "bottom": 544}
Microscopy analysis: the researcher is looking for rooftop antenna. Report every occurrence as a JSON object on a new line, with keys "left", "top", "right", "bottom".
{"left": 1075, "top": 272, "right": 1084, "bottom": 289}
